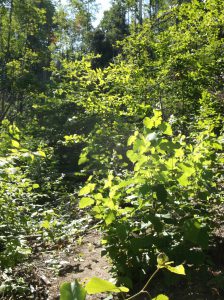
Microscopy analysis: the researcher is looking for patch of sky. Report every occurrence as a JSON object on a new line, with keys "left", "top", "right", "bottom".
{"left": 59, "top": 0, "right": 111, "bottom": 27}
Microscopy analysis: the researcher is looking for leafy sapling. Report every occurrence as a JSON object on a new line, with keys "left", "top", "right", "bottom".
{"left": 59, "top": 254, "right": 185, "bottom": 300}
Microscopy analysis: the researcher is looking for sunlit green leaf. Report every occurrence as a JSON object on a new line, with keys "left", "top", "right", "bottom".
{"left": 12, "top": 140, "right": 20, "bottom": 148}
{"left": 32, "top": 183, "right": 39, "bottom": 189}
{"left": 38, "top": 150, "right": 46, "bottom": 157}
{"left": 177, "top": 174, "right": 189, "bottom": 186}
{"left": 79, "top": 183, "right": 96, "bottom": 196}
{"left": 163, "top": 123, "right": 172, "bottom": 136}
{"left": 78, "top": 153, "right": 89, "bottom": 165}
{"left": 126, "top": 150, "right": 138, "bottom": 163}
{"left": 85, "top": 277, "right": 129, "bottom": 294}
{"left": 128, "top": 133, "right": 137, "bottom": 146}
{"left": 144, "top": 117, "right": 154, "bottom": 129}
{"left": 152, "top": 294, "right": 169, "bottom": 300}
{"left": 105, "top": 211, "right": 115, "bottom": 225}
{"left": 165, "top": 264, "right": 186, "bottom": 275}
{"left": 79, "top": 197, "right": 94, "bottom": 208}
{"left": 41, "top": 220, "right": 50, "bottom": 229}
{"left": 157, "top": 253, "right": 169, "bottom": 267}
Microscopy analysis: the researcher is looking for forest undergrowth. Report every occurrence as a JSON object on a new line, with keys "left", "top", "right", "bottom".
{"left": 0, "top": 0, "right": 224, "bottom": 299}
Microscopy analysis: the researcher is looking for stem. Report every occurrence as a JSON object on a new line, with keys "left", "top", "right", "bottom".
{"left": 126, "top": 268, "right": 159, "bottom": 300}
{"left": 141, "top": 291, "right": 152, "bottom": 299}
{"left": 142, "top": 268, "right": 160, "bottom": 291}
{"left": 121, "top": 292, "right": 126, "bottom": 300}
{"left": 126, "top": 290, "right": 152, "bottom": 300}
{"left": 126, "top": 291, "right": 142, "bottom": 300}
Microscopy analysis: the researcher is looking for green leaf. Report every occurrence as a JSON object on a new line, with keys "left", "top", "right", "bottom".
{"left": 174, "top": 148, "right": 184, "bottom": 158}
{"left": 32, "top": 183, "right": 40, "bottom": 189}
{"left": 177, "top": 174, "right": 189, "bottom": 186}
{"left": 79, "top": 183, "right": 96, "bottom": 196}
{"left": 164, "top": 123, "right": 172, "bottom": 136}
{"left": 60, "top": 281, "right": 87, "bottom": 300}
{"left": 180, "top": 164, "right": 195, "bottom": 177}
{"left": 131, "top": 236, "right": 153, "bottom": 252}
{"left": 153, "top": 110, "right": 162, "bottom": 127}
{"left": 105, "top": 211, "right": 115, "bottom": 225}
{"left": 152, "top": 295, "right": 169, "bottom": 300}
{"left": 133, "top": 139, "right": 146, "bottom": 152}
{"left": 159, "top": 123, "right": 173, "bottom": 136}
{"left": 38, "top": 150, "right": 46, "bottom": 157}
{"left": 157, "top": 253, "right": 169, "bottom": 267}
{"left": 139, "top": 184, "right": 151, "bottom": 196}
{"left": 126, "top": 150, "right": 138, "bottom": 163}
{"left": 127, "top": 133, "right": 137, "bottom": 146}
{"left": 12, "top": 140, "right": 20, "bottom": 148}
{"left": 41, "top": 220, "right": 50, "bottom": 229}
{"left": 79, "top": 197, "right": 94, "bottom": 208}
{"left": 183, "top": 219, "right": 200, "bottom": 243}
{"left": 85, "top": 277, "right": 129, "bottom": 294}
{"left": 144, "top": 117, "right": 154, "bottom": 129}
{"left": 165, "top": 264, "right": 186, "bottom": 275}
{"left": 153, "top": 184, "right": 167, "bottom": 203}
{"left": 183, "top": 219, "right": 209, "bottom": 249}
{"left": 78, "top": 153, "right": 89, "bottom": 165}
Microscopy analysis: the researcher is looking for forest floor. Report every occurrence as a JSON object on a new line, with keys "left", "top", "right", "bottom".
{"left": 0, "top": 228, "right": 112, "bottom": 300}
{"left": 1, "top": 207, "right": 224, "bottom": 300}
{"left": 1, "top": 225, "right": 224, "bottom": 300}
{"left": 46, "top": 230, "right": 111, "bottom": 300}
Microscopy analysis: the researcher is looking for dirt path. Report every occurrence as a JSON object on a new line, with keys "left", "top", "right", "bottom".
{"left": 45, "top": 230, "right": 111, "bottom": 299}
{"left": 0, "top": 230, "right": 112, "bottom": 300}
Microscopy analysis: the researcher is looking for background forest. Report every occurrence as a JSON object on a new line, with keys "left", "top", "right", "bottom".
{"left": 0, "top": 0, "right": 223, "bottom": 299}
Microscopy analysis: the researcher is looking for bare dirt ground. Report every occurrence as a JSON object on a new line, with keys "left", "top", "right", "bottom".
{"left": 46, "top": 231, "right": 111, "bottom": 300}
{"left": 0, "top": 230, "right": 113, "bottom": 300}
{"left": 1, "top": 212, "right": 224, "bottom": 300}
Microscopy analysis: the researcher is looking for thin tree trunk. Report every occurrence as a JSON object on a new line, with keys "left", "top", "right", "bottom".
{"left": 6, "top": 0, "right": 14, "bottom": 59}
{"left": 155, "top": 0, "right": 159, "bottom": 15}
{"left": 139, "top": 0, "right": 143, "bottom": 24}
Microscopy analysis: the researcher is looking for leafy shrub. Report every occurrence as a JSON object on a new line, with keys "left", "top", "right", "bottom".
{"left": 79, "top": 108, "right": 223, "bottom": 287}
{"left": 60, "top": 255, "right": 185, "bottom": 300}
{"left": 0, "top": 121, "right": 50, "bottom": 268}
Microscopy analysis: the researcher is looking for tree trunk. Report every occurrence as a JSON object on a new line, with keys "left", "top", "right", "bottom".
{"left": 139, "top": 0, "right": 143, "bottom": 24}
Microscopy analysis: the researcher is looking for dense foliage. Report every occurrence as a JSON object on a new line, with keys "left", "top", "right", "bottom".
{"left": 79, "top": 107, "right": 222, "bottom": 285}
{"left": 0, "top": 0, "right": 223, "bottom": 299}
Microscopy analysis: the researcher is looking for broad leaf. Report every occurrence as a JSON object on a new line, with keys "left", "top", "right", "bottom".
{"left": 79, "top": 197, "right": 94, "bottom": 208}
{"left": 183, "top": 220, "right": 209, "bottom": 249}
{"left": 153, "top": 184, "right": 167, "bottom": 203}
{"left": 163, "top": 123, "right": 172, "bottom": 136}
{"left": 78, "top": 153, "right": 89, "bottom": 165}
{"left": 144, "top": 117, "right": 154, "bottom": 129}
{"left": 32, "top": 183, "right": 39, "bottom": 189}
{"left": 126, "top": 150, "right": 138, "bottom": 163}
{"left": 41, "top": 220, "right": 50, "bottom": 229}
{"left": 60, "top": 281, "right": 87, "bottom": 300}
{"left": 165, "top": 264, "right": 186, "bottom": 275}
{"left": 157, "top": 253, "right": 169, "bottom": 267}
{"left": 85, "top": 277, "right": 129, "bottom": 294}
{"left": 159, "top": 123, "right": 172, "bottom": 136}
{"left": 38, "top": 150, "right": 46, "bottom": 157}
{"left": 105, "top": 211, "right": 115, "bottom": 225}
{"left": 152, "top": 295, "right": 169, "bottom": 300}
{"left": 79, "top": 183, "right": 96, "bottom": 196}
{"left": 12, "top": 140, "right": 20, "bottom": 148}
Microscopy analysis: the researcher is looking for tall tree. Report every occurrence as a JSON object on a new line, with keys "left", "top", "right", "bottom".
{"left": 90, "top": 0, "right": 129, "bottom": 67}
{"left": 0, "top": 0, "right": 55, "bottom": 121}
{"left": 53, "top": 0, "right": 97, "bottom": 57}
